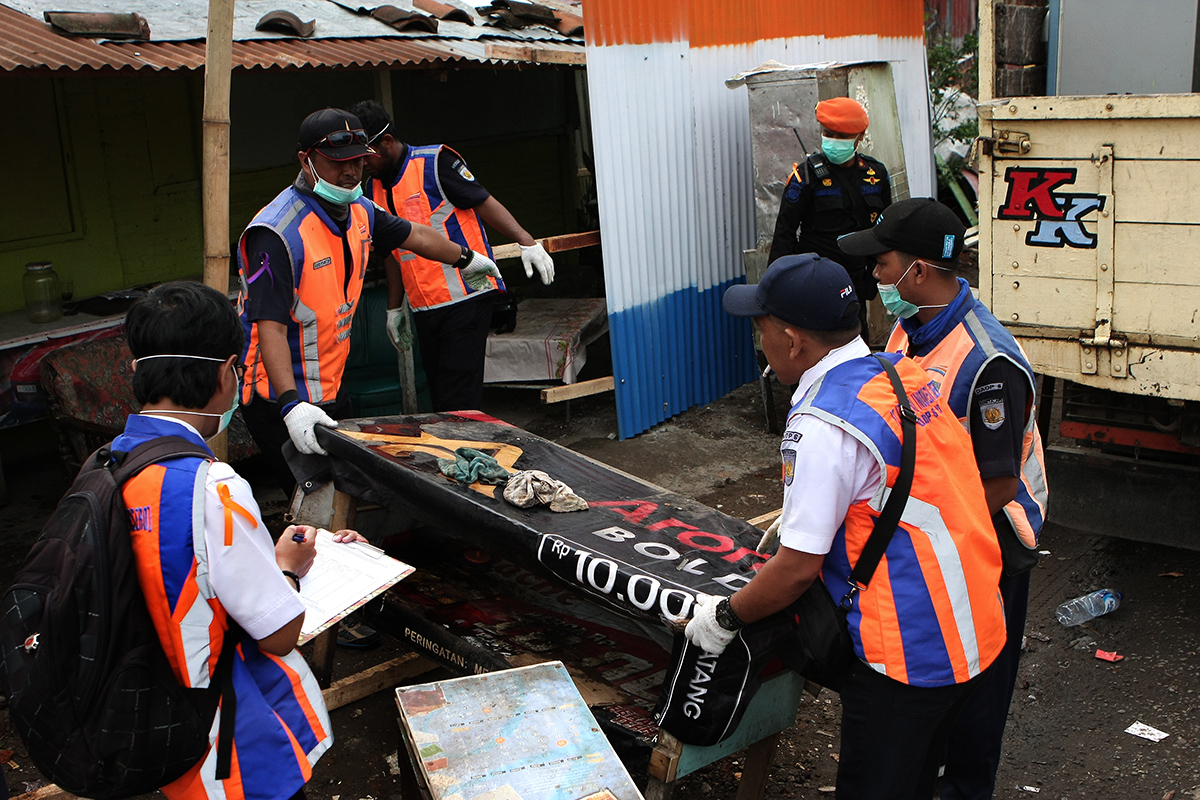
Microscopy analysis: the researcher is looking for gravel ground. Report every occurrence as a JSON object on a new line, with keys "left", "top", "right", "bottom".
{"left": 0, "top": 378, "right": 1197, "bottom": 800}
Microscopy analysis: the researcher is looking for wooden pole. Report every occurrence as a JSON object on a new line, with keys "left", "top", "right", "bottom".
{"left": 202, "top": 0, "right": 234, "bottom": 458}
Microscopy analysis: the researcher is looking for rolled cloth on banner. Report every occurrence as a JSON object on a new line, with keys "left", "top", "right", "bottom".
{"left": 437, "top": 447, "right": 511, "bottom": 485}
{"left": 504, "top": 469, "right": 589, "bottom": 512}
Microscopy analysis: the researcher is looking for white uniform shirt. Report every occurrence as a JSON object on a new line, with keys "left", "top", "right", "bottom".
{"left": 776, "top": 338, "right": 883, "bottom": 556}
{"left": 153, "top": 417, "right": 306, "bottom": 640}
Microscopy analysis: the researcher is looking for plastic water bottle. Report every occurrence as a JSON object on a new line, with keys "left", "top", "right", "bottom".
{"left": 1055, "top": 589, "right": 1123, "bottom": 626}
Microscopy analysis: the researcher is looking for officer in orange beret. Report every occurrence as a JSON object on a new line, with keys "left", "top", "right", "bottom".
{"left": 768, "top": 96, "right": 891, "bottom": 339}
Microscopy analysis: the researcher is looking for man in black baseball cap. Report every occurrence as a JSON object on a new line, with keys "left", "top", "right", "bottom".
{"left": 297, "top": 107, "right": 375, "bottom": 160}
{"left": 237, "top": 107, "right": 503, "bottom": 497}
{"left": 844, "top": 196, "right": 1050, "bottom": 800}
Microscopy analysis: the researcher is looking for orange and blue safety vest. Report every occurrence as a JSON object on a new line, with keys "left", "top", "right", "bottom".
{"left": 794, "top": 352, "right": 1007, "bottom": 687}
{"left": 887, "top": 279, "right": 1048, "bottom": 548}
{"left": 115, "top": 415, "right": 331, "bottom": 800}
{"left": 237, "top": 186, "right": 375, "bottom": 404}
{"left": 365, "top": 144, "right": 503, "bottom": 311}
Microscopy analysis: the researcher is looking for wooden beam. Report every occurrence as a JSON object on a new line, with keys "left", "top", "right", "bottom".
{"left": 201, "top": 0, "right": 233, "bottom": 462}
{"left": 491, "top": 230, "right": 601, "bottom": 260}
{"left": 540, "top": 375, "right": 614, "bottom": 404}
{"left": 746, "top": 508, "right": 782, "bottom": 528}
{"left": 11, "top": 785, "right": 75, "bottom": 800}
{"left": 735, "top": 732, "right": 781, "bottom": 800}
{"left": 484, "top": 44, "right": 586, "bottom": 65}
{"left": 322, "top": 652, "right": 436, "bottom": 711}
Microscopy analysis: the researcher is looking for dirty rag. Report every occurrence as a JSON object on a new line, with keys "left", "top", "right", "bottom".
{"left": 503, "top": 469, "right": 589, "bottom": 512}
{"left": 437, "top": 447, "right": 510, "bottom": 485}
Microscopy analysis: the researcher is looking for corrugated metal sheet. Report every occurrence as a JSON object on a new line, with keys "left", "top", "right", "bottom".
{"left": 4, "top": 0, "right": 581, "bottom": 43}
{"left": 926, "top": 0, "right": 979, "bottom": 44}
{"left": 0, "top": 2, "right": 584, "bottom": 73}
{"left": 584, "top": 0, "right": 931, "bottom": 439}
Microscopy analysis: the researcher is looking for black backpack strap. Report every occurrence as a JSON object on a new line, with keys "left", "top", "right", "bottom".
{"left": 109, "top": 435, "right": 238, "bottom": 777}
{"left": 841, "top": 354, "right": 917, "bottom": 608}
{"left": 111, "top": 436, "right": 213, "bottom": 484}
{"left": 213, "top": 622, "right": 241, "bottom": 780}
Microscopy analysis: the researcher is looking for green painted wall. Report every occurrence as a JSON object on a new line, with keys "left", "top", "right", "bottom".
{"left": 1, "top": 65, "right": 586, "bottom": 314}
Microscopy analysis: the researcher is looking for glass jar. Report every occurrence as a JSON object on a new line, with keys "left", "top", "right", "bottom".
{"left": 23, "top": 261, "right": 62, "bottom": 324}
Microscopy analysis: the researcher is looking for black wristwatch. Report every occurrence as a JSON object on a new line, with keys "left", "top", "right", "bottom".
{"left": 715, "top": 597, "right": 745, "bottom": 631}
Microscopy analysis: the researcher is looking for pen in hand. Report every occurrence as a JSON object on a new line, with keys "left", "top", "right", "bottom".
{"left": 292, "top": 531, "right": 307, "bottom": 543}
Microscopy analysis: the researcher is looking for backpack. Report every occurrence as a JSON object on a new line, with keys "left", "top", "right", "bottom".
{"left": 0, "top": 437, "right": 238, "bottom": 799}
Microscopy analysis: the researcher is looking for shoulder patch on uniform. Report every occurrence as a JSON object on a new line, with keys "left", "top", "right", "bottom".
{"left": 781, "top": 448, "right": 797, "bottom": 486}
{"left": 974, "top": 382, "right": 1003, "bottom": 395}
{"left": 453, "top": 159, "right": 475, "bottom": 182}
{"left": 782, "top": 430, "right": 803, "bottom": 443}
{"left": 979, "top": 398, "right": 1006, "bottom": 430}
{"left": 785, "top": 183, "right": 802, "bottom": 203}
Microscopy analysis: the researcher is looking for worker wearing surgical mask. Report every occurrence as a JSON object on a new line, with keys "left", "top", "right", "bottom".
{"left": 768, "top": 97, "right": 892, "bottom": 340}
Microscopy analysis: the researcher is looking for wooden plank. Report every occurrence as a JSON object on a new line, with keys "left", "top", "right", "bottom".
{"left": 11, "top": 785, "right": 75, "bottom": 800}
{"left": 746, "top": 508, "right": 782, "bottom": 528}
{"left": 309, "top": 626, "right": 338, "bottom": 689}
{"left": 540, "top": 375, "right": 615, "bottom": 404}
{"left": 322, "top": 652, "right": 436, "bottom": 711}
{"left": 648, "top": 729, "right": 682, "bottom": 784}
{"left": 491, "top": 229, "right": 601, "bottom": 260}
{"left": 483, "top": 43, "right": 586, "bottom": 65}
{"left": 735, "top": 732, "right": 781, "bottom": 800}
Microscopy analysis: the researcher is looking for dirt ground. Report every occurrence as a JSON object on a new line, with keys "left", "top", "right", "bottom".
{"left": 0, "top": 376, "right": 1197, "bottom": 800}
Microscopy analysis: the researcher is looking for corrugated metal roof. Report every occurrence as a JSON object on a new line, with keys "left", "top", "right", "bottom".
{"left": 0, "top": 1, "right": 585, "bottom": 73}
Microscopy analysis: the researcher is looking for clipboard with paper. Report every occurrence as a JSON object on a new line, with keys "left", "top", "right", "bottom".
{"left": 296, "top": 528, "right": 415, "bottom": 644}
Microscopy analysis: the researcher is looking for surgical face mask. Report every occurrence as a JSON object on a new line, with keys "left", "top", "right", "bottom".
{"left": 877, "top": 260, "right": 952, "bottom": 319}
{"left": 821, "top": 135, "right": 857, "bottom": 165}
{"left": 134, "top": 354, "right": 240, "bottom": 438}
{"left": 307, "top": 158, "right": 362, "bottom": 205}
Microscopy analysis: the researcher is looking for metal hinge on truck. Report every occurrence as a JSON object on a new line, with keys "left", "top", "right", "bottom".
{"left": 972, "top": 130, "right": 1031, "bottom": 158}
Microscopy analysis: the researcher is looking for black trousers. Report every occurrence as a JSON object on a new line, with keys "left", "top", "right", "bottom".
{"left": 837, "top": 660, "right": 986, "bottom": 800}
{"left": 940, "top": 569, "right": 1031, "bottom": 800}
{"left": 241, "top": 392, "right": 351, "bottom": 496}
{"left": 413, "top": 293, "right": 493, "bottom": 413}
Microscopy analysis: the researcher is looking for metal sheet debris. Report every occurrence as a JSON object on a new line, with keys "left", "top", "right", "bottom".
{"left": 1125, "top": 722, "right": 1170, "bottom": 742}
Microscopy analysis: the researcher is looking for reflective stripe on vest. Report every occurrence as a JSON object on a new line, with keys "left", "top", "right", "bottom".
{"left": 367, "top": 144, "right": 503, "bottom": 311}
{"left": 887, "top": 300, "right": 1049, "bottom": 547}
{"left": 237, "top": 187, "right": 373, "bottom": 404}
{"left": 125, "top": 456, "right": 220, "bottom": 689}
{"left": 795, "top": 354, "right": 1007, "bottom": 687}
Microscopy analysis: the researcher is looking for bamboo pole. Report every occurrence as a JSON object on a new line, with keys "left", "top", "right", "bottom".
{"left": 202, "top": 0, "right": 234, "bottom": 459}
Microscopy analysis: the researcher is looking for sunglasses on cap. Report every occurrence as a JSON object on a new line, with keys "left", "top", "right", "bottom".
{"left": 367, "top": 122, "right": 391, "bottom": 145}
{"left": 312, "top": 128, "right": 369, "bottom": 149}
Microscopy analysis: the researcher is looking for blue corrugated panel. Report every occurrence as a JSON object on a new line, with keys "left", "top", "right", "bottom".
{"left": 611, "top": 278, "right": 757, "bottom": 439}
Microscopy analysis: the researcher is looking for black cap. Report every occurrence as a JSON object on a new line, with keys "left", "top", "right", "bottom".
{"left": 298, "top": 108, "right": 372, "bottom": 161}
{"left": 723, "top": 254, "right": 859, "bottom": 331}
{"left": 837, "top": 197, "right": 965, "bottom": 262}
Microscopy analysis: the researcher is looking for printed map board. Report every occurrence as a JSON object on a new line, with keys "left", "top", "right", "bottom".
{"left": 395, "top": 661, "right": 643, "bottom": 800}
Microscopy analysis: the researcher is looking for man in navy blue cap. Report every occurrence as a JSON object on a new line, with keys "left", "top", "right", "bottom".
{"left": 687, "top": 254, "right": 1007, "bottom": 800}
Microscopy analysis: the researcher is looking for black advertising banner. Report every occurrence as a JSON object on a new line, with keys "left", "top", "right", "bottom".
{"left": 317, "top": 412, "right": 771, "bottom": 622}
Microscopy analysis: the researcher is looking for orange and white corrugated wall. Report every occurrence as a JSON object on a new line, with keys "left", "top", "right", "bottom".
{"left": 583, "top": 0, "right": 931, "bottom": 438}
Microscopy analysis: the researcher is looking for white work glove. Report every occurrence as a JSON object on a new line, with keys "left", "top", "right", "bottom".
{"left": 520, "top": 242, "right": 555, "bottom": 285}
{"left": 757, "top": 516, "right": 782, "bottom": 554}
{"left": 386, "top": 298, "right": 413, "bottom": 352}
{"left": 684, "top": 593, "right": 738, "bottom": 656}
{"left": 459, "top": 251, "right": 502, "bottom": 291}
{"left": 283, "top": 401, "right": 338, "bottom": 456}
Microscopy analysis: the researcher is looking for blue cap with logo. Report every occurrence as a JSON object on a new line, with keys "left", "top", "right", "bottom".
{"left": 723, "top": 253, "right": 860, "bottom": 331}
